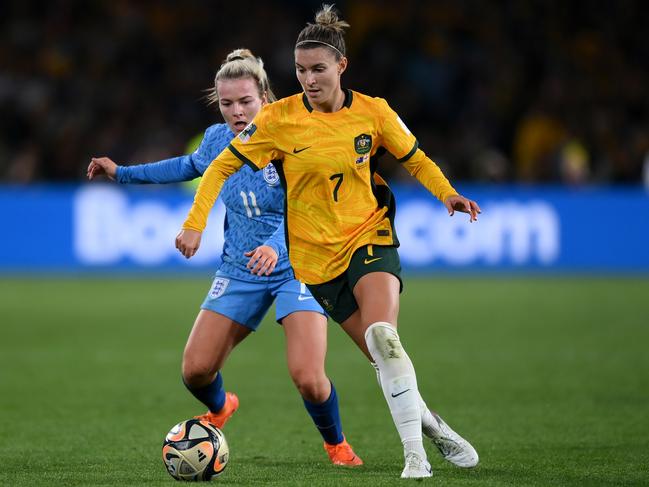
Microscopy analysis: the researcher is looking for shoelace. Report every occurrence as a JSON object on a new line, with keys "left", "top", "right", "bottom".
{"left": 404, "top": 453, "right": 423, "bottom": 469}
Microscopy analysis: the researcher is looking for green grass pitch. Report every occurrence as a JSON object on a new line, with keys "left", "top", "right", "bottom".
{"left": 1, "top": 276, "right": 648, "bottom": 486}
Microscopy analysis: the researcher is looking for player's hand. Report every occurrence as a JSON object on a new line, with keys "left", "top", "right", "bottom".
{"left": 444, "top": 194, "right": 481, "bottom": 222}
{"left": 87, "top": 157, "right": 119, "bottom": 181}
{"left": 245, "top": 245, "right": 278, "bottom": 276}
{"left": 175, "top": 229, "right": 202, "bottom": 259}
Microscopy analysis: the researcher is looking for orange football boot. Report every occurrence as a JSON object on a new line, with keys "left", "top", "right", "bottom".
{"left": 324, "top": 436, "right": 363, "bottom": 466}
{"left": 194, "top": 392, "right": 239, "bottom": 429}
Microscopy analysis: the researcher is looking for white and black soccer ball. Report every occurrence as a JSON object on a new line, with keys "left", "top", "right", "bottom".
{"left": 162, "top": 419, "right": 229, "bottom": 481}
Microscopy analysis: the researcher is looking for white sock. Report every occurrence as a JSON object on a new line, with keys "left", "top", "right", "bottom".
{"left": 365, "top": 322, "right": 426, "bottom": 459}
{"left": 371, "top": 361, "right": 437, "bottom": 438}
{"left": 418, "top": 393, "right": 438, "bottom": 437}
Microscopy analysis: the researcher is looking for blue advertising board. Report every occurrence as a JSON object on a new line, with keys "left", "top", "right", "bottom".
{"left": 1, "top": 184, "right": 648, "bottom": 273}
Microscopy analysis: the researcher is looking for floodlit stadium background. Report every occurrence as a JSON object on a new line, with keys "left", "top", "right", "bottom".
{"left": 1, "top": 0, "right": 648, "bottom": 272}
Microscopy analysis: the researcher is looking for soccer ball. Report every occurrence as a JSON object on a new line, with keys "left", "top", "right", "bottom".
{"left": 162, "top": 419, "right": 229, "bottom": 481}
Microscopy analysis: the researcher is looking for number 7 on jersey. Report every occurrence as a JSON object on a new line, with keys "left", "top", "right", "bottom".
{"left": 329, "top": 173, "right": 343, "bottom": 202}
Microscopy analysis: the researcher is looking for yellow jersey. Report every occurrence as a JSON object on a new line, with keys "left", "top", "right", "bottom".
{"left": 184, "top": 90, "right": 458, "bottom": 284}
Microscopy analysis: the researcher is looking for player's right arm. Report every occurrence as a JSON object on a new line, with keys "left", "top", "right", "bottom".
{"left": 177, "top": 108, "right": 282, "bottom": 258}
{"left": 87, "top": 125, "right": 225, "bottom": 184}
{"left": 175, "top": 148, "right": 244, "bottom": 258}
{"left": 88, "top": 154, "right": 202, "bottom": 183}
{"left": 182, "top": 149, "right": 245, "bottom": 232}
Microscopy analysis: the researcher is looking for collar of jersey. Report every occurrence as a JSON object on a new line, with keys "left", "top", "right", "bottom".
{"left": 302, "top": 88, "right": 353, "bottom": 113}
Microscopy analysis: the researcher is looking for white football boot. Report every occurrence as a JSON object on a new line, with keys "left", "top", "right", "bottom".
{"left": 423, "top": 411, "right": 479, "bottom": 468}
{"left": 400, "top": 452, "right": 433, "bottom": 479}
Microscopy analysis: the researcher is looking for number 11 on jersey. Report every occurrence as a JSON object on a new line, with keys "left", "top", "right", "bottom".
{"left": 240, "top": 191, "right": 261, "bottom": 218}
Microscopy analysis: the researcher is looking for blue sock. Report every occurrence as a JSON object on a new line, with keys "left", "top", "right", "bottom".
{"left": 303, "top": 382, "right": 344, "bottom": 445}
{"left": 183, "top": 372, "right": 226, "bottom": 413}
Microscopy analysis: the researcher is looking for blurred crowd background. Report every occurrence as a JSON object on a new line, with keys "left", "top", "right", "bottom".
{"left": 1, "top": 0, "right": 648, "bottom": 185}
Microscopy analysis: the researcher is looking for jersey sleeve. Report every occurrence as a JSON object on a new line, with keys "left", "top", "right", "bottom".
{"left": 226, "top": 105, "right": 282, "bottom": 171}
{"left": 188, "top": 124, "right": 229, "bottom": 175}
{"left": 182, "top": 149, "right": 244, "bottom": 232}
{"left": 115, "top": 125, "right": 227, "bottom": 184}
{"left": 377, "top": 98, "right": 419, "bottom": 162}
{"left": 263, "top": 217, "right": 287, "bottom": 258}
{"left": 378, "top": 98, "right": 458, "bottom": 203}
{"left": 116, "top": 154, "right": 200, "bottom": 184}
{"left": 401, "top": 150, "right": 458, "bottom": 203}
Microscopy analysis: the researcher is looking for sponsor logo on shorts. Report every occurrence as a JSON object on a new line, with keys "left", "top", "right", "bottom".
{"left": 209, "top": 277, "right": 230, "bottom": 299}
{"left": 321, "top": 297, "right": 334, "bottom": 312}
{"left": 364, "top": 257, "right": 382, "bottom": 265}
{"left": 297, "top": 282, "right": 313, "bottom": 301}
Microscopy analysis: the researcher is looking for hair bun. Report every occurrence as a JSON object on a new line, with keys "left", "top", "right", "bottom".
{"left": 314, "top": 4, "right": 349, "bottom": 31}
{"left": 225, "top": 48, "right": 254, "bottom": 63}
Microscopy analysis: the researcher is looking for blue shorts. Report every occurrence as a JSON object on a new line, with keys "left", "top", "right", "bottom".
{"left": 200, "top": 270, "right": 325, "bottom": 331}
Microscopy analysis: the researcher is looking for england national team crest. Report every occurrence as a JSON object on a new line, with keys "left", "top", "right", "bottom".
{"left": 263, "top": 163, "right": 280, "bottom": 186}
{"left": 209, "top": 277, "right": 230, "bottom": 299}
{"left": 354, "top": 134, "right": 372, "bottom": 155}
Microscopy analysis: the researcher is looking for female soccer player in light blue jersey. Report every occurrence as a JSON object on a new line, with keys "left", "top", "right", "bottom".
{"left": 87, "top": 48, "right": 361, "bottom": 466}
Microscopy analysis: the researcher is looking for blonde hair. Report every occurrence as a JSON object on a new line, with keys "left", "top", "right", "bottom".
{"left": 206, "top": 48, "right": 276, "bottom": 105}
{"left": 295, "top": 4, "right": 350, "bottom": 60}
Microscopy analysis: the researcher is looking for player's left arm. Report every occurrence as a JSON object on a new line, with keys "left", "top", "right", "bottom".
{"left": 378, "top": 99, "right": 481, "bottom": 221}
{"left": 244, "top": 246, "right": 278, "bottom": 276}
{"left": 402, "top": 151, "right": 481, "bottom": 221}
{"left": 244, "top": 217, "right": 287, "bottom": 276}
{"left": 263, "top": 217, "right": 287, "bottom": 258}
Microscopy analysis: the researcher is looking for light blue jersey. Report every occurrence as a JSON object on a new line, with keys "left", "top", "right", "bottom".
{"left": 116, "top": 123, "right": 292, "bottom": 282}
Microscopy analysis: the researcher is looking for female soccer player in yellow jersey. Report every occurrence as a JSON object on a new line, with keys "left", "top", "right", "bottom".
{"left": 89, "top": 48, "right": 362, "bottom": 467}
{"left": 176, "top": 6, "right": 481, "bottom": 478}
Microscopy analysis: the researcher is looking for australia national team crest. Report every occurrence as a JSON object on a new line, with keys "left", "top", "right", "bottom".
{"left": 238, "top": 122, "right": 257, "bottom": 143}
{"left": 354, "top": 133, "right": 372, "bottom": 155}
{"left": 209, "top": 277, "right": 230, "bottom": 299}
{"left": 263, "top": 163, "right": 280, "bottom": 186}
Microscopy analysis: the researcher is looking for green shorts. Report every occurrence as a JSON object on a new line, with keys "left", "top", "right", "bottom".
{"left": 306, "top": 244, "right": 402, "bottom": 324}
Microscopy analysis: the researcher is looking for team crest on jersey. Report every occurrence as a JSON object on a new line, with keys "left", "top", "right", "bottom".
{"left": 209, "top": 277, "right": 230, "bottom": 299}
{"left": 238, "top": 122, "right": 257, "bottom": 143}
{"left": 354, "top": 134, "right": 372, "bottom": 154}
{"left": 263, "top": 163, "right": 280, "bottom": 186}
